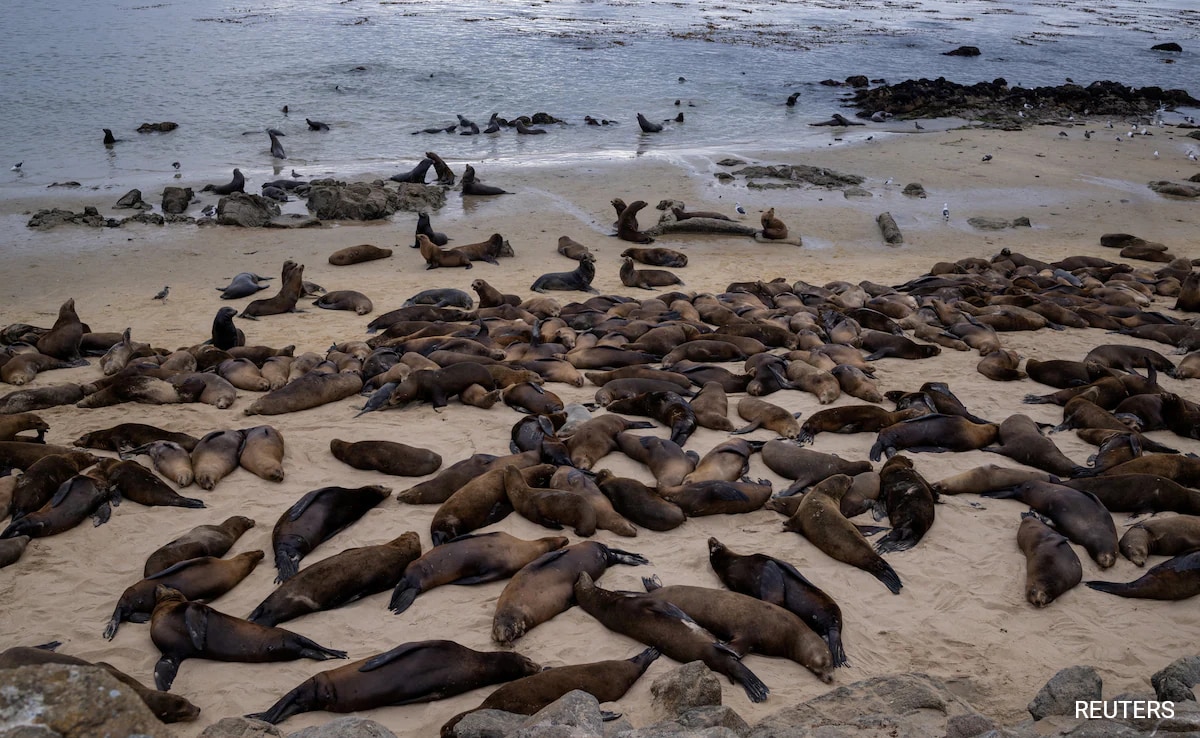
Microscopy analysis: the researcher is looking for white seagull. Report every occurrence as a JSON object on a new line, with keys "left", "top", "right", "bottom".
{"left": 942, "top": 203, "right": 950, "bottom": 222}
{"left": 883, "top": 177, "right": 893, "bottom": 186}
{"left": 10, "top": 162, "right": 21, "bottom": 172}
{"left": 735, "top": 202, "right": 747, "bottom": 217}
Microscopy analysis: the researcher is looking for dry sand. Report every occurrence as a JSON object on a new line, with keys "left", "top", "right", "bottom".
{"left": 1, "top": 123, "right": 1199, "bottom": 736}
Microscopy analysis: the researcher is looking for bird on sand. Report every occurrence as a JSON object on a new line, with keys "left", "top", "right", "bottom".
{"left": 914, "top": 121, "right": 925, "bottom": 130}
{"left": 735, "top": 202, "right": 747, "bottom": 217}
{"left": 981, "top": 154, "right": 993, "bottom": 162}
{"left": 10, "top": 162, "right": 21, "bottom": 172}
{"left": 153, "top": 286, "right": 170, "bottom": 302}
{"left": 942, "top": 203, "right": 950, "bottom": 222}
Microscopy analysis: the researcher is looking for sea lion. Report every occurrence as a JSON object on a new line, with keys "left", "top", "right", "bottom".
{"left": 1084, "top": 344, "right": 1176, "bottom": 375}
{"left": 574, "top": 572, "right": 769, "bottom": 702}
{"left": 389, "top": 531, "right": 568, "bottom": 614}
{"left": 35, "top": 299, "right": 84, "bottom": 361}
{"left": 616, "top": 200, "right": 654, "bottom": 244}
{"left": 404, "top": 287, "right": 474, "bottom": 310}
{"left": 0, "top": 384, "right": 84, "bottom": 414}
{"left": 92, "top": 459, "right": 204, "bottom": 509}
{"left": 558, "top": 236, "right": 592, "bottom": 261}
{"left": 619, "top": 257, "right": 683, "bottom": 290}
{"left": 759, "top": 208, "right": 788, "bottom": 240}
{"left": 531, "top": 254, "right": 598, "bottom": 294}
{"left": 411, "top": 211, "right": 449, "bottom": 248}
{"left": 248, "top": 532, "right": 422, "bottom": 626}
{"left": 976, "top": 349, "right": 1026, "bottom": 381}
{"left": 425, "top": 150, "right": 455, "bottom": 185}
{"left": 418, "top": 234, "right": 473, "bottom": 269}
{"left": 605, "top": 391, "right": 697, "bottom": 446}
{"left": 620, "top": 247, "right": 688, "bottom": 268}
{"left": 0, "top": 535, "right": 30, "bottom": 568}
{"left": 784, "top": 361, "right": 840, "bottom": 405}
{"left": 328, "top": 244, "right": 393, "bottom": 266}
{"left": 1062, "top": 474, "right": 1200, "bottom": 515}
{"left": 709, "top": 537, "right": 847, "bottom": 667}
{"left": 548, "top": 466, "right": 638, "bottom": 536}
{"left": 1086, "top": 550, "right": 1200, "bottom": 600}
{"left": 9, "top": 451, "right": 100, "bottom": 519}
{"left": 0, "top": 442, "right": 83, "bottom": 470}
{"left": 734, "top": 397, "right": 802, "bottom": 439}
{"left": 614, "top": 433, "right": 695, "bottom": 489}
{"left": 124, "top": 440, "right": 193, "bottom": 487}
{"left": 860, "top": 331, "right": 939, "bottom": 361}
{"left": 1098, "top": 454, "right": 1200, "bottom": 485}
{"left": 104, "top": 551, "right": 264, "bottom": 639}
{"left": 595, "top": 469, "right": 686, "bottom": 532}
{"left": 873, "top": 455, "right": 936, "bottom": 553}
{"left": 1, "top": 473, "right": 115, "bottom": 539}
{"left": 798, "top": 405, "right": 923, "bottom": 446}
{"left": 503, "top": 466, "right": 598, "bottom": 536}
{"left": 0, "top": 413, "right": 48, "bottom": 443}
{"left": 565, "top": 415, "right": 653, "bottom": 469}
{"left": 392, "top": 158, "right": 434, "bottom": 185}
{"left": 315, "top": 290, "right": 374, "bottom": 315}
{"left": 662, "top": 340, "right": 748, "bottom": 368}
{"left": 461, "top": 164, "right": 510, "bottom": 195}
{"left": 932, "top": 465, "right": 1051, "bottom": 496}
{"left": 430, "top": 465, "right": 548, "bottom": 544}
{"left": 503, "top": 382, "right": 564, "bottom": 415}
{"left": 782, "top": 475, "right": 902, "bottom": 593}
{"left": 397, "top": 451, "right": 535, "bottom": 504}
{"left": 149, "top": 586, "right": 346, "bottom": 691}
{"left": 144, "top": 516, "right": 256, "bottom": 577}
{"left": 641, "top": 576, "right": 833, "bottom": 683}
{"left": 1017, "top": 513, "right": 1083, "bottom": 607}
{"left": 1119, "top": 516, "right": 1200, "bottom": 566}
{"left": 248, "top": 640, "right": 541, "bottom": 725}
{"left": 659, "top": 479, "right": 773, "bottom": 516}
{"left": 216, "top": 272, "right": 272, "bottom": 299}
{"left": 492, "top": 541, "right": 649, "bottom": 644}
{"left": 451, "top": 233, "right": 512, "bottom": 264}
{"left": 682, "top": 438, "right": 757, "bottom": 484}
{"left": 983, "top": 414, "right": 1079, "bottom": 476}
{"left": 1024, "top": 359, "right": 1103, "bottom": 389}
{"left": 238, "top": 425, "right": 285, "bottom": 482}
{"left": 760, "top": 440, "right": 873, "bottom": 492}
{"left": 273, "top": 485, "right": 392, "bottom": 581}
{"left": 217, "top": 358, "right": 267, "bottom": 391}
{"left": 210, "top": 308, "right": 244, "bottom": 351}
{"left": 983, "top": 480, "right": 1118, "bottom": 568}
{"left": 387, "top": 363, "right": 495, "bottom": 410}
{"left": 1, "top": 352, "right": 84, "bottom": 386}
{"left": 190, "top": 429, "right": 245, "bottom": 491}
{"left": 689, "top": 381, "right": 736, "bottom": 431}
{"left": 869, "top": 414, "right": 999, "bottom": 461}
{"left": 245, "top": 371, "right": 362, "bottom": 416}
{"left": 240, "top": 260, "right": 304, "bottom": 319}
{"left": 594, "top": 378, "right": 689, "bottom": 405}
{"left": 330, "top": 438, "right": 441, "bottom": 477}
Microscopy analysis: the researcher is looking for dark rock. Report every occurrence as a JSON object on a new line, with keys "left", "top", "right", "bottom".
{"left": 714, "top": 172, "right": 735, "bottom": 182}
{"left": 819, "top": 79, "right": 843, "bottom": 86}
{"left": 47, "top": 181, "right": 81, "bottom": 188}
{"left": 26, "top": 207, "right": 107, "bottom": 230}
{"left": 161, "top": 186, "right": 193, "bottom": 215}
{"left": 967, "top": 216, "right": 1031, "bottom": 230}
{"left": 266, "top": 214, "right": 323, "bottom": 229}
{"left": 1149, "top": 180, "right": 1200, "bottom": 198}
{"left": 945, "top": 713, "right": 996, "bottom": 737}
{"left": 1190, "top": 173, "right": 1200, "bottom": 182}
{"left": 123, "top": 212, "right": 165, "bottom": 226}
{"left": 517, "top": 689, "right": 604, "bottom": 736}
{"left": 1188, "top": 131, "right": 1200, "bottom": 140}
{"left": 903, "top": 183, "right": 927, "bottom": 198}
{"left": 843, "top": 186, "right": 872, "bottom": 198}
{"left": 676, "top": 705, "right": 750, "bottom": 734}
{"left": 306, "top": 180, "right": 402, "bottom": 220}
{"left": 1028, "top": 666, "right": 1103, "bottom": 720}
{"left": 943, "top": 46, "right": 982, "bottom": 57}
{"left": 0, "top": 664, "right": 170, "bottom": 738}
{"left": 1151, "top": 655, "right": 1200, "bottom": 702}
{"left": 199, "top": 717, "right": 284, "bottom": 737}
{"left": 394, "top": 182, "right": 448, "bottom": 212}
{"left": 531, "top": 112, "right": 564, "bottom": 125}
{"left": 217, "top": 193, "right": 282, "bottom": 227}
{"left": 287, "top": 716, "right": 398, "bottom": 738}
{"left": 717, "top": 158, "right": 746, "bottom": 167}
{"left": 137, "top": 121, "right": 179, "bottom": 133}
{"left": 732, "top": 164, "right": 865, "bottom": 188}
{"left": 651, "top": 661, "right": 721, "bottom": 716}
{"left": 877, "top": 212, "right": 904, "bottom": 245}
{"left": 115, "top": 188, "right": 152, "bottom": 210}
{"left": 846, "top": 75, "right": 869, "bottom": 88}
{"left": 453, "top": 709, "right": 527, "bottom": 738}
{"left": 1152, "top": 43, "right": 1183, "bottom": 52}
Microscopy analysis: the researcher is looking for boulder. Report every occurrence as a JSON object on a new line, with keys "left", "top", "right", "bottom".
{"left": 1028, "top": 666, "right": 1103, "bottom": 720}
{"left": 846, "top": 75, "right": 869, "bottom": 88}
{"left": 137, "top": 121, "right": 179, "bottom": 133}
{"left": 114, "top": 188, "right": 151, "bottom": 210}
{"left": 1152, "top": 42, "right": 1183, "bottom": 52}
{"left": 1151, "top": 655, "right": 1200, "bottom": 702}
{"left": 0, "top": 663, "right": 170, "bottom": 738}
{"left": 716, "top": 158, "right": 746, "bottom": 167}
{"left": 123, "top": 212, "right": 165, "bottom": 226}
{"left": 877, "top": 212, "right": 904, "bottom": 245}
{"left": 452, "top": 709, "right": 527, "bottom": 737}
{"left": 944, "top": 46, "right": 982, "bottom": 57}
{"left": 394, "top": 182, "right": 447, "bottom": 212}
{"left": 199, "top": 717, "right": 285, "bottom": 737}
{"left": 305, "top": 180, "right": 410, "bottom": 220}
{"left": 651, "top": 661, "right": 721, "bottom": 716}
{"left": 266, "top": 214, "right": 323, "bottom": 229}
{"left": 1149, "top": 181, "right": 1200, "bottom": 198}
{"left": 287, "top": 716, "right": 398, "bottom": 738}
{"left": 967, "top": 216, "right": 1031, "bottom": 230}
{"left": 902, "top": 183, "right": 927, "bottom": 198}
{"left": 162, "top": 186, "right": 193, "bottom": 215}
{"left": 516, "top": 690, "right": 605, "bottom": 737}
{"left": 218, "top": 193, "right": 282, "bottom": 227}
{"left": 26, "top": 207, "right": 109, "bottom": 230}
{"left": 733, "top": 164, "right": 865, "bottom": 189}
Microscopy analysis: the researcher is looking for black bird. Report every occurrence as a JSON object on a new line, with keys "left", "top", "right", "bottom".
{"left": 171, "top": 162, "right": 181, "bottom": 170}
{"left": 981, "top": 154, "right": 993, "bottom": 162}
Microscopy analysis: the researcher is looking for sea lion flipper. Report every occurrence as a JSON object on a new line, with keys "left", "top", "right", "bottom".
{"left": 127, "top": 612, "right": 151, "bottom": 624}
{"left": 641, "top": 574, "right": 663, "bottom": 591}
{"left": 154, "top": 656, "right": 180, "bottom": 691}
{"left": 388, "top": 578, "right": 421, "bottom": 614}
{"left": 855, "top": 524, "right": 888, "bottom": 537}
{"left": 603, "top": 546, "right": 650, "bottom": 566}
{"left": 359, "top": 641, "right": 431, "bottom": 672}
{"left": 184, "top": 605, "right": 208, "bottom": 651}
{"left": 287, "top": 488, "right": 327, "bottom": 521}
{"left": 600, "top": 710, "right": 623, "bottom": 722}
{"left": 92, "top": 502, "right": 112, "bottom": 527}
{"left": 731, "top": 420, "right": 761, "bottom": 435}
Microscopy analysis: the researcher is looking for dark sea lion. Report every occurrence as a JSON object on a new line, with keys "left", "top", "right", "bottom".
{"left": 104, "top": 551, "right": 264, "bottom": 640}
{"left": 594, "top": 377, "right": 690, "bottom": 406}
{"left": 1086, "top": 550, "right": 1200, "bottom": 600}
{"left": 932, "top": 465, "right": 1050, "bottom": 496}
{"left": 150, "top": 586, "right": 346, "bottom": 691}
{"left": 248, "top": 640, "right": 541, "bottom": 725}
{"left": 690, "top": 381, "right": 736, "bottom": 431}
{"left": 873, "top": 455, "right": 936, "bottom": 553}
{"left": 238, "top": 425, "right": 285, "bottom": 482}
{"left": 144, "top": 516, "right": 256, "bottom": 577}
{"left": 1176, "top": 271, "right": 1200, "bottom": 312}
{"left": 984, "top": 414, "right": 1079, "bottom": 476}
{"left": 392, "top": 158, "right": 434, "bottom": 184}
{"left": 503, "top": 466, "right": 597, "bottom": 536}
{"left": 1025, "top": 359, "right": 1101, "bottom": 389}
{"left": 430, "top": 465, "right": 546, "bottom": 544}
{"left": 1017, "top": 513, "right": 1082, "bottom": 607}
{"left": 330, "top": 438, "right": 441, "bottom": 477}
{"left": 662, "top": 339, "right": 747, "bottom": 368}
{"left": 9, "top": 451, "right": 99, "bottom": 520}
{"left": 798, "top": 405, "right": 923, "bottom": 446}
{"left": 783, "top": 475, "right": 902, "bottom": 593}
{"left": 0, "top": 385, "right": 84, "bottom": 414}
{"left": 35, "top": 299, "right": 84, "bottom": 361}
{"left": 492, "top": 541, "right": 649, "bottom": 645}
{"left": 635, "top": 113, "right": 663, "bottom": 133}
{"left": 124, "top": 440, "right": 193, "bottom": 487}
{"left": 461, "top": 163, "right": 510, "bottom": 195}
{"left": 1, "top": 473, "right": 115, "bottom": 539}
{"left": 860, "top": 330, "right": 940, "bottom": 361}
{"left": 0, "top": 412, "right": 48, "bottom": 442}
{"left": 190, "top": 429, "right": 245, "bottom": 491}
{"left": 425, "top": 150, "right": 455, "bottom": 185}
{"left": 621, "top": 247, "right": 687, "bottom": 268}
{"left": 709, "top": 537, "right": 847, "bottom": 668}
{"left": 761, "top": 440, "right": 872, "bottom": 492}
{"left": 565, "top": 346, "right": 658, "bottom": 370}
{"left": 248, "top": 532, "right": 422, "bottom": 626}
{"left": 595, "top": 469, "right": 686, "bottom": 532}
{"left": 574, "top": 572, "right": 769, "bottom": 702}
{"left": 0, "top": 535, "right": 30, "bottom": 568}
{"left": 983, "top": 480, "right": 1118, "bottom": 568}
{"left": 558, "top": 236, "right": 592, "bottom": 261}
{"left": 411, "top": 211, "right": 449, "bottom": 248}
{"left": 92, "top": 458, "right": 204, "bottom": 509}
{"left": 619, "top": 257, "right": 683, "bottom": 290}
{"left": 659, "top": 479, "right": 772, "bottom": 516}
{"left": 606, "top": 391, "right": 697, "bottom": 446}
{"left": 204, "top": 168, "right": 245, "bottom": 195}
{"left": 389, "top": 531, "right": 568, "bottom": 614}
{"left": 642, "top": 576, "right": 833, "bottom": 683}
{"left": 418, "top": 234, "right": 473, "bottom": 269}
{"left": 616, "top": 200, "right": 654, "bottom": 244}
{"left": 273, "top": 484, "right": 392, "bottom": 581}
{"left": 531, "top": 254, "right": 598, "bottom": 294}
{"left": 404, "top": 287, "right": 474, "bottom": 310}
{"left": 0, "top": 442, "right": 82, "bottom": 470}
{"left": 1062, "top": 474, "right": 1200, "bottom": 515}
{"left": 268, "top": 131, "right": 286, "bottom": 159}
{"left": 245, "top": 371, "right": 362, "bottom": 415}
{"left": 241, "top": 260, "right": 304, "bottom": 319}
{"left": 387, "top": 362, "right": 494, "bottom": 410}
{"left": 306, "top": 118, "right": 330, "bottom": 131}
{"left": 450, "top": 233, "right": 512, "bottom": 264}
{"left": 1119, "top": 516, "right": 1200, "bottom": 566}
{"left": 870, "top": 414, "right": 999, "bottom": 461}
{"left": 216, "top": 272, "right": 272, "bottom": 299}
{"left": 549, "top": 465, "right": 638, "bottom": 536}
{"left": 615, "top": 432, "right": 695, "bottom": 489}
{"left": 734, "top": 397, "right": 802, "bottom": 439}
{"left": 503, "top": 382, "right": 564, "bottom": 415}
{"left": 1084, "top": 344, "right": 1176, "bottom": 375}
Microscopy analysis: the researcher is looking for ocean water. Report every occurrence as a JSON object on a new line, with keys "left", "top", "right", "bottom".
{"left": 0, "top": 0, "right": 1196, "bottom": 196}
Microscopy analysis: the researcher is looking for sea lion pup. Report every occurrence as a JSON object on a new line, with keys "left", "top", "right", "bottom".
{"left": 330, "top": 438, "right": 441, "bottom": 477}
{"left": 461, "top": 164, "right": 511, "bottom": 195}
{"left": 1119, "top": 516, "right": 1200, "bottom": 566}
{"left": 272, "top": 484, "right": 392, "bottom": 582}
{"left": 144, "top": 516, "right": 256, "bottom": 577}
{"left": 869, "top": 414, "right": 1000, "bottom": 462}
{"left": 1086, "top": 550, "right": 1200, "bottom": 600}
{"left": 503, "top": 466, "right": 598, "bottom": 536}
{"left": 492, "top": 541, "right": 649, "bottom": 645}
{"left": 121, "top": 440, "right": 194, "bottom": 487}
{"left": 873, "top": 455, "right": 936, "bottom": 554}
{"left": 1084, "top": 344, "right": 1176, "bottom": 375}
{"left": 104, "top": 551, "right": 265, "bottom": 640}
{"left": 595, "top": 469, "right": 686, "bottom": 532}
{"left": 614, "top": 433, "right": 696, "bottom": 489}
{"left": 451, "top": 233, "right": 513, "bottom": 264}
{"left": 241, "top": 260, "right": 304, "bottom": 319}
{"left": 615, "top": 199, "right": 654, "bottom": 244}
{"left": 689, "top": 381, "right": 737, "bottom": 431}
{"left": 621, "top": 246, "right": 687, "bottom": 268}
{"left": 734, "top": 396, "right": 802, "bottom": 439}
{"left": 417, "top": 234, "right": 473, "bottom": 270}
{"left": 605, "top": 391, "right": 697, "bottom": 446}
{"left": 558, "top": 236, "right": 592, "bottom": 261}
{"left": 797, "top": 405, "right": 923, "bottom": 446}
{"left": 983, "top": 480, "right": 1117, "bottom": 568}
{"left": 34, "top": 298, "right": 84, "bottom": 361}
{"left": 245, "top": 371, "right": 362, "bottom": 416}
{"left": 641, "top": 575, "right": 834, "bottom": 683}
{"left": 441, "top": 648, "right": 659, "bottom": 737}
{"left": 190, "top": 429, "right": 245, "bottom": 491}
{"left": 1017, "top": 513, "right": 1082, "bottom": 608}
{"left": 149, "top": 585, "right": 346, "bottom": 691}
{"left": 932, "top": 465, "right": 1050, "bottom": 496}
{"left": 0, "top": 384, "right": 85, "bottom": 414}
{"left": 531, "top": 254, "right": 598, "bottom": 294}
{"left": 983, "top": 414, "right": 1079, "bottom": 476}
{"left": 8, "top": 451, "right": 99, "bottom": 520}
{"left": 389, "top": 530, "right": 568, "bottom": 614}
{"left": 759, "top": 207, "right": 789, "bottom": 240}
{"left": 708, "top": 538, "right": 847, "bottom": 668}
{"left": 658, "top": 479, "right": 772, "bottom": 516}
{"left": 248, "top": 532, "right": 422, "bottom": 626}
{"left": 328, "top": 243, "right": 392, "bottom": 266}
{"left": 203, "top": 168, "right": 245, "bottom": 195}
{"left": 92, "top": 458, "right": 205, "bottom": 509}
{"left": 0, "top": 536, "right": 30, "bottom": 568}
{"left": 565, "top": 415, "right": 654, "bottom": 469}
{"left": 574, "top": 572, "right": 770, "bottom": 703}
{"left": 1, "top": 473, "right": 115, "bottom": 540}
{"left": 620, "top": 257, "right": 684, "bottom": 290}
{"left": 782, "top": 475, "right": 902, "bottom": 594}
{"left": 0, "top": 412, "right": 48, "bottom": 443}
{"left": 248, "top": 640, "right": 541, "bottom": 726}
{"left": 0, "top": 645, "right": 202, "bottom": 723}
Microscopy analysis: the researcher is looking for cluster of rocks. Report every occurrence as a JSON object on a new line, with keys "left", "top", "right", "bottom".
{"left": 714, "top": 161, "right": 870, "bottom": 199}
{"left": 136, "top": 121, "right": 179, "bottom": 133}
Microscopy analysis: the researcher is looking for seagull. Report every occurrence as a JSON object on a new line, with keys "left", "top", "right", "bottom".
{"left": 1188, "top": 150, "right": 1198, "bottom": 161}
{"left": 1186, "top": 116, "right": 1197, "bottom": 125}
{"left": 10, "top": 162, "right": 21, "bottom": 172}
{"left": 942, "top": 203, "right": 950, "bottom": 222}
{"left": 1127, "top": 131, "right": 1134, "bottom": 139}
{"left": 291, "top": 169, "right": 301, "bottom": 179}
{"left": 1139, "top": 127, "right": 1149, "bottom": 136}
{"left": 1018, "top": 111, "right": 1025, "bottom": 118}
{"left": 883, "top": 177, "right": 893, "bottom": 186}
{"left": 1153, "top": 150, "right": 1159, "bottom": 159}
{"left": 1058, "top": 132, "right": 1068, "bottom": 138}
{"left": 153, "top": 286, "right": 170, "bottom": 302}
{"left": 914, "top": 121, "right": 925, "bottom": 130}
{"left": 735, "top": 202, "right": 747, "bottom": 217}
{"left": 1084, "top": 131, "right": 1092, "bottom": 139}
{"left": 981, "top": 154, "right": 993, "bottom": 162}
{"left": 1106, "top": 121, "right": 1114, "bottom": 128}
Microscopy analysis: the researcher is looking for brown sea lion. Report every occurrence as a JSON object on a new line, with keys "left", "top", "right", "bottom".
{"left": 1062, "top": 474, "right": 1200, "bottom": 515}
{"left": 574, "top": 572, "right": 769, "bottom": 702}
{"left": 273, "top": 485, "right": 392, "bottom": 581}
{"left": 0, "top": 535, "right": 30, "bottom": 568}
{"left": 503, "top": 382, "right": 564, "bottom": 415}
{"left": 35, "top": 299, "right": 84, "bottom": 361}
{"left": 9, "top": 451, "right": 99, "bottom": 519}
{"left": 605, "top": 391, "right": 697, "bottom": 446}
{"left": 0, "top": 412, "right": 48, "bottom": 442}
{"left": 328, "top": 244, "right": 393, "bottom": 266}
{"left": 782, "top": 475, "right": 902, "bottom": 593}
{"left": 977, "top": 349, "right": 1026, "bottom": 381}
{"left": 104, "top": 551, "right": 264, "bottom": 640}
{"left": 150, "top": 586, "right": 346, "bottom": 691}
{"left": 170, "top": 372, "right": 239, "bottom": 409}
{"left": 659, "top": 479, "right": 772, "bottom": 516}
{"left": 492, "top": 541, "right": 649, "bottom": 645}
{"left": 870, "top": 414, "right": 999, "bottom": 462}
{"left": 595, "top": 469, "right": 686, "bottom": 532}
{"left": 709, "top": 537, "right": 847, "bottom": 667}
{"left": 689, "top": 381, "right": 737, "bottom": 431}
{"left": 191, "top": 429, "right": 245, "bottom": 491}
{"left": 248, "top": 640, "right": 541, "bottom": 725}
{"left": 241, "top": 260, "right": 304, "bottom": 319}
{"left": 1085, "top": 550, "right": 1200, "bottom": 600}
{"left": 585, "top": 367, "right": 691, "bottom": 389}
{"left": 761, "top": 440, "right": 872, "bottom": 492}
{"left": 238, "top": 425, "right": 285, "bottom": 482}
{"left": 983, "top": 480, "right": 1117, "bottom": 568}
{"left": 983, "top": 414, "right": 1079, "bottom": 476}
{"left": 314, "top": 290, "right": 374, "bottom": 315}
{"left": 330, "top": 438, "right": 441, "bottom": 477}
{"left": 144, "top": 516, "right": 256, "bottom": 577}
{"left": 216, "top": 358, "right": 269, "bottom": 391}
{"left": 1, "top": 352, "right": 84, "bottom": 386}
{"left": 759, "top": 207, "right": 788, "bottom": 240}
{"left": 682, "top": 438, "right": 757, "bottom": 484}
{"left": 621, "top": 246, "right": 687, "bottom": 268}
{"left": 248, "top": 532, "right": 422, "bottom": 626}
{"left": 503, "top": 466, "right": 597, "bottom": 536}
{"left": 1, "top": 473, "right": 115, "bottom": 539}
{"left": 548, "top": 466, "right": 638, "bottom": 536}
{"left": 1025, "top": 359, "right": 1106, "bottom": 389}
{"left": 387, "top": 362, "right": 495, "bottom": 410}
{"left": 1017, "top": 513, "right": 1082, "bottom": 607}
{"left": 565, "top": 415, "right": 653, "bottom": 469}
{"left": 0, "top": 384, "right": 85, "bottom": 414}
{"left": 430, "top": 465, "right": 547, "bottom": 545}
{"left": 932, "top": 465, "right": 1051, "bottom": 496}
{"left": 860, "top": 331, "right": 940, "bottom": 361}
{"left": 1084, "top": 344, "right": 1176, "bottom": 375}
{"left": 565, "top": 346, "right": 658, "bottom": 370}
{"left": 418, "top": 234, "right": 473, "bottom": 269}
{"left": 1119, "top": 516, "right": 1200, "bottom": 566}
{"left": 615, "top": 200, "right": 654, "bottom": 244}
{"left": 595, "top": 378, "right": 691, "bottom": 406}
{"left": 245, "top": 371, "right": 362, "bottom": 416}
{"left": 798, "top": 405, "right": 923, "bottom": 446}
{"left": 0, "top": 441, "right": 82, "bottom": 470}
{"left": 1097, "top": 454, "right": 1200, "bottom": 485}
{"left": 873, "top": 455, "right": 936, "bottom": 553}
{"left": 662, "top": 340, "right": 747, "bottom": 368}
{"left": 397, "top": 451, "right": 536, "bottom": 504}
{"left": 614, "top": 432, "right": 696, "bottom": 489}
{"left": 450, "top": 233, "right": 512, "bottom": 264}
{"left": 92, "top": 458, "right": 204, "bottom": 509}
{"left": 124, "top": 440, "right": 193, "bottom": 487}
{"left": 557, "top": 236, "right": 592, "bottom": 261}
{"left": 731, "top": 396, "right": 800, "bottom": 439}
{"left": 619, "top": 260, "right": 683, "bottom": 290}
{"left": 783, "top": 361, "right": 840, "bottom": 405}
{"left": 77, "top": 374, "right": 184, "bottom": 409}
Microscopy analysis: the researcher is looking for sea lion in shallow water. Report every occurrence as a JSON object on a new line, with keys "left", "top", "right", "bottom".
{"left": 204, "top": 168, "right": 245, "bottom": 195}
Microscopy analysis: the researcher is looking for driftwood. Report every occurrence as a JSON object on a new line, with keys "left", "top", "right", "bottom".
{"left": 877, "top": 212, "right": 904, "bottom": 245}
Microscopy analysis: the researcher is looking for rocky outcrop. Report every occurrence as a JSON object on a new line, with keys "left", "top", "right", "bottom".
{"left": 1148, "top": 180, "right": 1200, "bottom": 198}
{"left": 733, "top": 164, "right": 865, "bottom": 190}
{"left": 944, "top": 46, "right": 981, "bottom": 57}
{"left": 1151, "top": 655, "right": 1200, "bottom": 702}
{"left": 198, "top": 717, "right": 285, "bottom": 737}
{"left": 114, "top": 188, "right": 151, "bottom": 210}
{"left": 967, "top": 216, "right": 1031, "bottom": 230}
{"left": 26, "top": 207, "right": 113, "bottom": 229}
{"left": 305, "top": 180, "right": 444, "bottom": 220}
{"left": 137, "top": 121, "right": 179, "bottom": 133}
{"left": 903, "top": 182, "right": 927, "bottom": 198}
{"left": 287, "top": 716, "right": 398, "bottom": 738}
{"left": 1028, "top": 666, "right": 1103, "bottom": 720}
{"left": 217, "top": 193, "right": 282, "bottom": 227}
{"left": 394, "top": 182, "right": 447, "bottom": 212}
{"left": 651, "top": 661, "right": 722, "bottom": 716}
{"left": 1152, "top": 42, "right": 1183, "bottom": 52}
{"left": 162, "top": 186, "right": 193, "bottom": 214}
{"left": 0, "top": 663, "right": 171, "bottom": 738}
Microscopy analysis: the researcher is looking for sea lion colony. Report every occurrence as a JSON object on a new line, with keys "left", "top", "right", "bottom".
{"left": 1, "top": 172, "right": 1199, "bottom": 732}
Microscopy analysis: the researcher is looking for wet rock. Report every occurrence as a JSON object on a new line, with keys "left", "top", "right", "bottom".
{"left": 26, "top": 207, "right": 108, "bottom": 229}
{"left": 1152, "top": 42, "right": 1183, "bottom": 52}
{"left": 843, "top": 186, "right": 873, "bottom": 198}
{"left": 137, "top": 121, "right": 179, "bottom": 133}
{"left": 819, "top": 79, "right": 843, "bottom": 87}
{"left": 967, "top": 216, "right": 1031, "bottom": 230}
{"left": 162, "top": 186, "right": 193, "bottom": 215}
{"left": 903, "top": 182, "right": 927, "bottom": 198}
{"left": 1149, "top": 180, "right": 1200, "bottom": 198}
{"left": 944, "top": 46, "right": 982, "bottom": 57}
{"left": 199, "top": 717, "right": 285, "bottom": 737}
{"left": 394, "top": 182, "right": 448, "bottom": 212}
{"left": 266, "top": 214, "right": 323, "bottom": 229}
{"left": 306, "top": 180, "right": 403, "bottom": 220}
{"left": 846, "top": 75, "right": 869, "bottom": 88}
{"left": 714, "top": 172, "right": 735, "bottom": 182}
{"left": 530, "top": 112, "right": 564, "bottom": 125}
{"left": 114, "top": 188, "right": 152, "bottom": 210}
{"left": 1151, "top": 655, "right": 1200, "bottom": 702}
{"left": 0, "top": 663, "right": 170, "bottom": 738}
{"left": 288, "top": 716, "right": 398, "bottom": 738}
{"left": 47, "top": 181, "right": 81, "bottom": 188}
{"left": 877, "top": 212, "right": 903, "bottom": 245}
{"left": 165, "top": 213, "right": 197, "bottom": 225}
{"left": 123, "top": 212, "right": 165, "bottom": 226}
{"left": 651, "top": 661, "right": 721, "bottom": 716}
{"left": 1028, "top": 666, "right": 1103, "bottom": 720}
{"left": 217, "top": 192, "right": 282, "bottom": 227}
{"left": 733, "top": 164, "right": 865, "bottom": 188}
{"left": 516, "top": 690, "right": 604, "bottom": 737}
{"left": 453, "top": 709, "right": 527, "bottom": 737}
{"left": 717, "top": 158, "right": 746, "bottom": 167}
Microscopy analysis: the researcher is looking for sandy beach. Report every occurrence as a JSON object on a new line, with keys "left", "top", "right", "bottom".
{"left": 1, "top": 123, "right": 1199, "bottom": 736}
